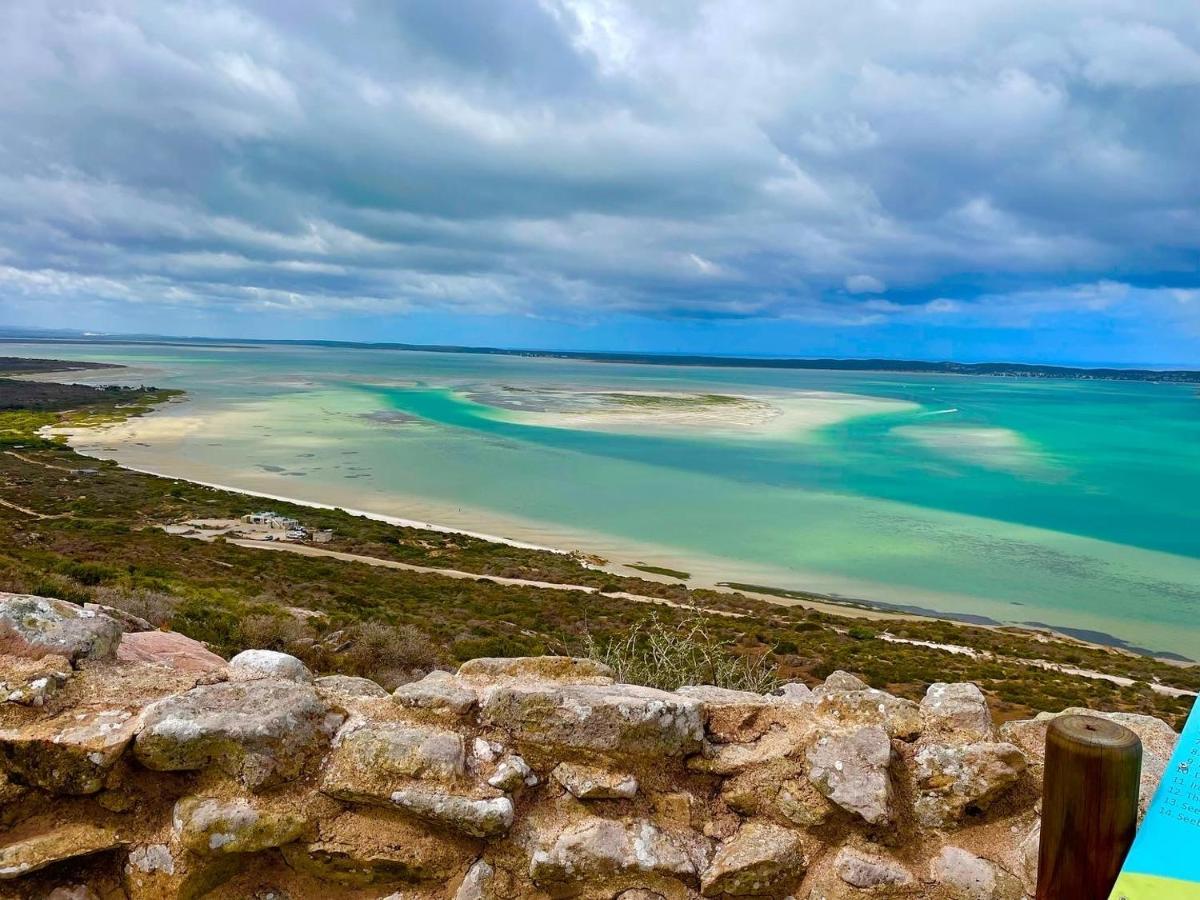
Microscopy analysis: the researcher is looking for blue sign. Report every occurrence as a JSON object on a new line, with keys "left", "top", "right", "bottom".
{"left": 1111, "top": 700, "right": 1200, "bottom": 898}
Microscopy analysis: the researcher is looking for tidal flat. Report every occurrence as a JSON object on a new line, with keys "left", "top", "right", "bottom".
{"left": 9, "top": 340, "right": 1200, "bottom": 660}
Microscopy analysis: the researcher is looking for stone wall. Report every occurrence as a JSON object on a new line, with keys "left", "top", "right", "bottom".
{"left": 0, "top": 593, "right": 1180, "bottom": 899}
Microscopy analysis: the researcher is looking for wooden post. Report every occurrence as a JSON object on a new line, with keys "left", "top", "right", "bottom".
{"left": 1037, "top": 714, "right": 1142, "bottom": 899}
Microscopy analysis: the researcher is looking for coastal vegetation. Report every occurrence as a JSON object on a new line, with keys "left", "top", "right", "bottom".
{"left": 0, "top": 361, "right": 1196, "bottom": 727}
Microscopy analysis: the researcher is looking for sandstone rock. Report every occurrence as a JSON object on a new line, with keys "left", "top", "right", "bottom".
{"left": 921, "top": 683, "right": 993, "bottom": 742}
{"left": 775, "top": 681, "right": 816, "bottom": 703}
{"left": 487, "top": 754, "right": 535, "bottom": 791}
{"left": 0, "top": 653, "right": 70, "bottom": 706}
{"left": 687, "top": 727, "right": 807, "bottom": 776}
{"left": 816, "top": 671, "right": 871, "bottom": 694}
{"left": 0, "top": 706, "right": 139, "bottom": 794}
{"left": 314, "top": 674, "right": 390, "bottom": 699}
{"left": 458, "top": 655, "right": 613, "bottom": 683}
{"left": 806, "top": 726, "right": 894, "bottom": 825}
{"left": 1002, "top": 708, "right": 1178, "bottom": 816}
{"left": 173, "top": 795, "right": 307, "bottom": 854}
{"left": 281, "top": 807, "right": 476, "bottom": 886}
{"left": 816, "top": 687, "right": 922, "bottom": 741}
{"left": 135, "top": 679, "right": 339, "bottom": 789}
{"left": 677, "top": 684, "right": 809, "bottom": 743}
{"left": 930, "top": 846, "right": 1023, "bottom": 900}
{"left": 322, "top": 719, "right": 466, "bottom": 804}
{"left": 227, "top": 648, "right": 313, "bottom": 683}
{"left": 117, "top": 631, "right": 226, "bottom": 673}
{"left": 530, "top": 818, "right": 696, "bottom": 885}
{"left": 914, "top": 741, "right": 1026, "bottom": 827}
{"left": 551, "top": 761, "right": 638, "bottom": 799}
{"left": 46, "top": 886, "right": 101, "bottom": 900}
{"left": 616, "top": 892, "right": 666, "bottom": 900}
{"left": 390, "top": 786, "right": 513, "bottom": 837}
{"left": 122, "top": 843, "right": 239, "bottom": 900}
{"left": 0, "top": 823, "right": 124, "bottom": 878}
{"left": 774, "top": 777, "right": 835, "bottom": 828}
{"left": 0, "top": 594, "right": 122, "bottom": 662}
{"left": 700, "top": 822, "right": 806, "bottom": 896}
{"left": 833, "top": 846, "right": 915, "bottom": 889}
{"left": 455, "top": 858, "right": 495, "bottom": 900}
{"left": 393, "top": 670, "right": 477, "bottom": 716}
{"left": 85, "top": 602, "right": 154, "bottom": 632}
{"left": 481, "top": 681, "right": 704, "bottom": 758}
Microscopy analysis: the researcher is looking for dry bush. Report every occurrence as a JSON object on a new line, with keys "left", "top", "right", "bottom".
{"left": 240, "top": 613, "right": 310, "bottom": 652}
{"left": 585, "top": 612, "right": 780, "bottom": 693}
{"left": 336, "top": 622, "right": 440, "bottom": 690}
{"left": 91, "top": 587, "right": 179, "bottom": 629}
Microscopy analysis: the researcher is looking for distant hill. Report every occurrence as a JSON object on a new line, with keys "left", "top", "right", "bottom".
{"left": 2, "top": 333, "right": 1198, "bottom": 383}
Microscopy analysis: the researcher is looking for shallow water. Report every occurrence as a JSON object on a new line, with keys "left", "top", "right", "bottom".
{"left": 10, "top": 341, "right": 1200, "bottom": 658}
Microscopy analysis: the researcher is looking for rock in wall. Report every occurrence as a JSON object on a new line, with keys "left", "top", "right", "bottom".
{"left": 0, "top": 593, "right": 1179, "bottom": 899}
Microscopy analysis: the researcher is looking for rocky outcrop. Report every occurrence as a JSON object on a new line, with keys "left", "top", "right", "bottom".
{"left": 0, "top": 594, "right": 1181, "bottom": 898}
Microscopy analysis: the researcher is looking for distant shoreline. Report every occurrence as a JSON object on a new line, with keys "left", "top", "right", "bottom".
{"left": 3, "top": 335, "right": 1198, "bottom": 383}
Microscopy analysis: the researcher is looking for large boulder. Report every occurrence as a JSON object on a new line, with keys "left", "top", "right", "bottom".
{"left": 321, "top": 719, "right": 466, "bottom": 803}
{"left": 227, "top": 649, "right": 312, "bottom": 683}
{"left": 700, "top": 823, "right": 806, "bottom": 896}
{"left": 914, "top": 741, "right": 1027, "bottom": 827}
{"left": 480, "top": 681, "right": 704, "bottom": 759}
{"left": 0, "top": 594, "right": 122, "bottom": 663}
{"left": 0, "top": 706, "right": 140, "bottom": 794}
{"left": 806, "top": 725, "right": 894, "bottom": 825}
{"left": 529, "top": 817, "right": 697, "bottom": 886}
{"left": 116, "top": 631, "right": 226, "bottom": 673}
{"left": 134, "top": 679, "right": 341, "bottom": 789}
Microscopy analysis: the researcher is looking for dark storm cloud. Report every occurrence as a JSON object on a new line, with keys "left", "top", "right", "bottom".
{"left": 0, "top": 0, "right": 1198, "bottom": 336}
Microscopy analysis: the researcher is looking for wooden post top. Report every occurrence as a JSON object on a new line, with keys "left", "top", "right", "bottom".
{"left": 1049, "top": 714, "right": 1141, "bottom": 752}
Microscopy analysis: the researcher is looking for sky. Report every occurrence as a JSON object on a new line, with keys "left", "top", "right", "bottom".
{"left": 0, "top": 1, "right": 1198, "bottom": 364}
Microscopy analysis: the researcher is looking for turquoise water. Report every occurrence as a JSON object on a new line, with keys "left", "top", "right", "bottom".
{"left": 9, "top": 341, "right": 1200, "bottom": 657}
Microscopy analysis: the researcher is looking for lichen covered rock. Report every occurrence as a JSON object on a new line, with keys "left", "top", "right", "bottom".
{"left": 530, "top": 817, "right": 697, "bottom": 885}
{"left": 806, "top": 725, "right": 894, "bottom": 825}
{"left": 481, "top": 680, "right": 704, "bottom": 759}
{"left": 700, "top": 822, "right": 806, "bottom": 896}
{"left": 0, "top": 706, "right": 139, "bottom": 794}
{"left": 0, "top": 593, "right": 122, "bottom": 662}
{"left": 134, "top": 679, "right": 340, "bottom": 789}
{"left": 914, "top": 741, "right": 1027, "bottom": 826}
{"left": 172, "top": 796, "right": 307, "bottom": 854}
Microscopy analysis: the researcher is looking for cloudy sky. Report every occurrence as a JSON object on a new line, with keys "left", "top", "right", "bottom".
{"left": 1, "top": 1, "right": 1198, "bottom": 363}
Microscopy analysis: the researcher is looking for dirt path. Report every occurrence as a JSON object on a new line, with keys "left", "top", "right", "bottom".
{"left": 0, "top": 496, "right": 64, "bottom": 519}
{"left": 225, "top": 538, "right": 746, "bottom": 618}
{"left": 3, "top": 450, "right": 75, "bottom": 472}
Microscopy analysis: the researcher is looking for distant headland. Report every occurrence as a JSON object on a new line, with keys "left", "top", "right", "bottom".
{"left": 2, "top": 328, "right": 1198, "bottom": 384}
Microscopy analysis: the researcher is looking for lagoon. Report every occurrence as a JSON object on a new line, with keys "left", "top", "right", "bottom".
{"left": 8, "top": 340, "right": 1200, "bottom": 659}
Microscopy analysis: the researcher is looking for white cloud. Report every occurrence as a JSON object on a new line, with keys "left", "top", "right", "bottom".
{"left": 845, "top": 274, "right": 886, "bottom": 294}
